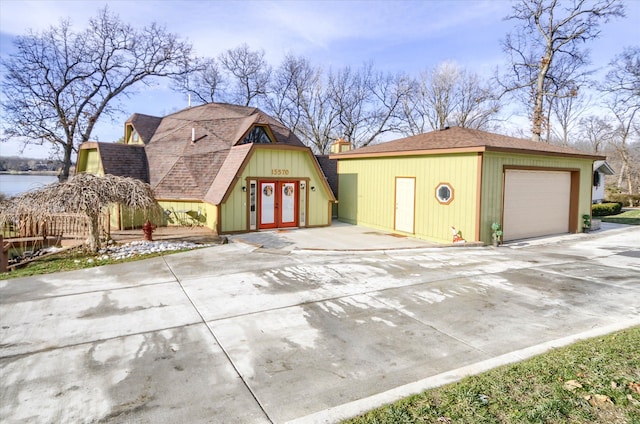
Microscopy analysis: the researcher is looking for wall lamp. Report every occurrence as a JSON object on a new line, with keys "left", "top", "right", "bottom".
{"left": 311, "top": 186, "right": 316, "bottom": 191}
{"left": 242, "top": 186, "right": 247, "bottom": 192}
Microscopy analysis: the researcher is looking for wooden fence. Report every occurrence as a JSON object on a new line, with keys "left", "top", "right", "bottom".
{"left": 1, "top": 213, "right": 111, "bottom": 273}
{"left": 1, "top": 213, "right": 110, "bottom": 241}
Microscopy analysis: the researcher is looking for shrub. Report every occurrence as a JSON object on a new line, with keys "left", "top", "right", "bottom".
{"left": 592, "top": 202, "right": 622, "bottom": 216}
{"left": 607, "top": 193, "right": 640, "bottom": 207}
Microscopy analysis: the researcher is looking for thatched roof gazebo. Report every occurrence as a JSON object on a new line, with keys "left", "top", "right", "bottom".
{"left": 0, "top": 173, "right": 158, "bottom": 252}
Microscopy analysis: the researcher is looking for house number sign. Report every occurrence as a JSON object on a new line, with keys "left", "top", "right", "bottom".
{"left": 271, "top": 168, "right": 290, "bottom": 176}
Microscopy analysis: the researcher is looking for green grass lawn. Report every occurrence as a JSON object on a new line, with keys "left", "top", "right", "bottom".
{"left": 599, "top": 209, "right": 640, "bottom": 225}
{"left": 344, "top": 327, "right": 640, "bottom": 424}
{"left": 0, "top": 246, "right": 196, "bottom": 280}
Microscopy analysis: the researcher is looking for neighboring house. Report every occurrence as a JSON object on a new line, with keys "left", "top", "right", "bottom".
{"left": 331, "top": 127, "right": 605, "bottom": 245}
{"left": 592, "top": 160, "right": 615, "bottom": 204}
{"left": 76, "top": 103, "right": 335, "bottom": 233}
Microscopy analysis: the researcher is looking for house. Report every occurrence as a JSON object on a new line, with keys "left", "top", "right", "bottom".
{"left": 76, "top": 103, "right": 336, "bottom": 233}
{"left": 592, "top": 160, "right": 615, "bottom": 204}
{"left": 330, "top": 127, "right": 605, "bottom": 244}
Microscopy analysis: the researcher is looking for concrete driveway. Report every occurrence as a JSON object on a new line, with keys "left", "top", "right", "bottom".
{"left": 1, "top": 225, "right": 639, "bottom": 423}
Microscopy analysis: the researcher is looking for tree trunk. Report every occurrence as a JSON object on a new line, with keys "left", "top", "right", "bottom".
{"left": 617, "top": 162, "right": 626, "bottom": 189}
{"left": 59, "top": 140, "right": 74, "bottom": 182}
{"left": 87, "top": 213, "right": 101, "bottom": 252}
{"left": 622, "top": 151, "right": 634, "bottom": 205}
{"left": 532, "top": 54, "right": 552, "bottom": 142}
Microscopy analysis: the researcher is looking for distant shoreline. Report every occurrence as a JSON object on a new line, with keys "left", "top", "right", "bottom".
{"left": 0, "top": 171, "right": 59, "bottom": 176}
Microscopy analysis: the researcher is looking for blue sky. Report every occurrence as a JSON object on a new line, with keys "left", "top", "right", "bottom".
{"left": 1, "top": 0, "right": 638, "bottom": 158}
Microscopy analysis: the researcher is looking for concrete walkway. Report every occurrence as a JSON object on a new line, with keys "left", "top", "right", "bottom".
{"left": 1, "top": 224, "right": 639, "bottom": 423}
{"left": 228, "top": 220, "right": 469, "bottom": 251}
{"left": 229, "top": 220, "right": 631, "bottom": 251}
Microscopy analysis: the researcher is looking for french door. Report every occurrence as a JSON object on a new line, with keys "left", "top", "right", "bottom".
{"left": 259, "top": 181, "right": 298, "bottom": 229}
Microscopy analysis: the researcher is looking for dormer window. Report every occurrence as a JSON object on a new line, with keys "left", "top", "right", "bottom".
{"left": 240, "top": 125, "right": 273, "bottom": 145}
{"left": 126, "top": 124, "right": 141, "bottom": 144}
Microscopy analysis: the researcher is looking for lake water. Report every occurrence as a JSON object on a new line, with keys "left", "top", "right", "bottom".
{"left": 0, "top": 174, "right": 59, "bottom": 198}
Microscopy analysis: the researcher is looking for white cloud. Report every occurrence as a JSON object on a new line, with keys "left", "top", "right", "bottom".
{"left": 1, "top": 0, "right": 637, "bottom": 158}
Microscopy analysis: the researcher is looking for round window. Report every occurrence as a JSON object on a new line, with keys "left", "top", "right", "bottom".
{"left": 435, "top": 183, "right": 454, "bottom": 204}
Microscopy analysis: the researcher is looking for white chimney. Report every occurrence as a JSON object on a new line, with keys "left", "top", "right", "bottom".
{"left": 192, "top": 127, "right": 195, "bottom": 143}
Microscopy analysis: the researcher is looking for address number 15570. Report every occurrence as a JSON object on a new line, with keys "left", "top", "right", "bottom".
{"left": 271, "top": 169, "right": 290, "bottom": 176}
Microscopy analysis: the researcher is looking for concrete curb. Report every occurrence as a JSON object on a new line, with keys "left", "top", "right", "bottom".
{"left": 286, "top": 317, "right": 640, "bottom": 424}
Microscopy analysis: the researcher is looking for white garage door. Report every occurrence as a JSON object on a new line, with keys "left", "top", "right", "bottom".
{"left": 503, "top": 170, "right": 571, "bottom": 241}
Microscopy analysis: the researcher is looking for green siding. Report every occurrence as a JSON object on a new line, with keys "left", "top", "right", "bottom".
{"left": 77, "top": 149, "right": 102, "bottom": 175}
{"left": 222, "top": 147, "right": 332, "bottom": 232}
{"left": 158, "top": 200, "right": 216, "bottom": 229}
{"left": 479, "top": 152, "right": 594, "bottom": 244}
{"left": 221, "top": 182, "right": 247, "bottom": 232}
{"left": 338, "top": 154, "right": 479, "bottom": 244}
{"left": 118, "top": 205, "right": 148, "bottom": 229}
{"left": 108, "top": 203, "right": 163, "bottom": 230}
{"left": 339, "top": 151, "right": 594, "bottom": 245}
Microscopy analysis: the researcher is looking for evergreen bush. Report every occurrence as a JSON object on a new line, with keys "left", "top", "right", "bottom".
{"left": 592, "top": 202, "right": 622, "bottom": 216}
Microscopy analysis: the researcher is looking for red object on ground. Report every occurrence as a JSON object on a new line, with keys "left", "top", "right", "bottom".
{"left": 142, "top": 220, "right": 156, "bottom": 241}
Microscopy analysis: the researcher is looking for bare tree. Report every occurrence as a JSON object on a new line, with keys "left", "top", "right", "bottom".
{"left": 329, "top": 63, "right": 411, "bottom": 148}
{"left": 548, "top": 92, "right": 575, "bottom": 145}
{"left": 500, "top": 0, "right": 624, "bottom": 141}
{"left": 543, "top": 53, "right": 592, "bottom": 144}
{"left": 298, "top": 68, "right": 340, "bottom": 154}
{"left": 172, "top": 57, "right": 226, "bottom": 105}
{"left": 263, "top": 55, "right": 338, "bottom": 153}
{"left": 0, "top": 7, "right": 193, "bottom": 180}
{"left": 420, "top": 62, "right": 460, "bottom": 131}
{"left": 600, "top": 46, "right": 640, "bottom": 198}
{"left": 363, "top": 70, "right": 413, "bottom": 146}
{"left": 451, "top": 70, "right": 501, "bottom": 131}
{"left": 328, "top": 65, "right": 370, "bottom": 146}
{"left": 264, "top": 54, "right": 316, "bottom": 136}
{"left": 218, "top": 44, "right": 271, "bottom": 107}
{"left": 0, "top": 173, "right": 157, "bottom": 252}
{"left": 602, "top": 46, "right": 640, "bottom": 102}
{"left": 400, "top": 61, "right": 500, "bottom": 135}
{"left": 577, "top": 115, "right": 614, "bottom": 153}
{"left": 268, "top": 57, "right": 412, "bottom": 152}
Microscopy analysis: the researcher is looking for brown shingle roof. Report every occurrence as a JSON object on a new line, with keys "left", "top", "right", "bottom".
{"left": 153, "top": 151, "right": 229, "bottom": 200}
{"left": 331, "top": 127, "right": 605, "bottom": 160}
{"left": 204, "top": 144, "right": 253, "bottom": 205}
{"left": 315, "top": 155, "right": 338, "bottom": 197}
{"left": 153, "top": 156, "right": 202, "bottom": 199}
{"left": 142, "top": 103, "right": 305, "bottom": 200}
{"left": 127, "top": 113, "right": 162, "bottom": 144}
{"left": 96, "top": 142, "right": 149, "bottom": 182}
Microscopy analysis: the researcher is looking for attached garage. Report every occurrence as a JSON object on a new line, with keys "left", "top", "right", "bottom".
{"left": 503, "top": 170, "right": 571, "bottom": 241}
{"left": 332, "top": 127, "right": 604, "bottom": 245}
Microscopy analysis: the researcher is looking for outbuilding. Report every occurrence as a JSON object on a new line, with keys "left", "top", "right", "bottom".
{"left": 592, "top": 160, "right": 615, "bottom": 204}
{"left": 331, "top": 127, "right": 604, "bottom": 245}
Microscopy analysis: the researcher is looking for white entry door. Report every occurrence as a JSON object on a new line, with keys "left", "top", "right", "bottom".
{"left": 395, "top": 177, "right": 415, "bottom": 234}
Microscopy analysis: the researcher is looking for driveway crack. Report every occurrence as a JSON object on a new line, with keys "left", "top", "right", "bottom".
{"left": 162, "top": 256, "right": 274, "bottom": 424}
